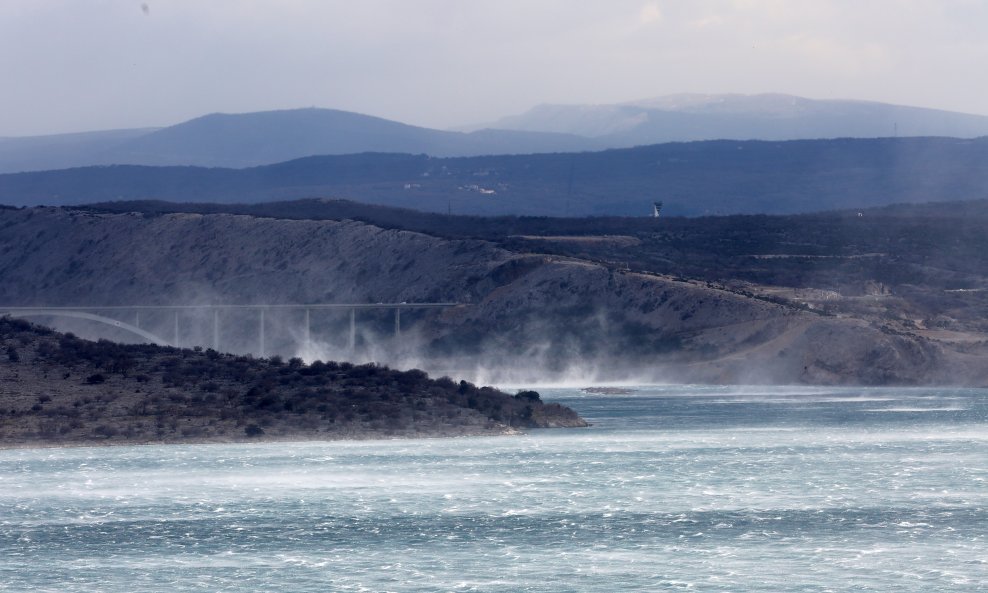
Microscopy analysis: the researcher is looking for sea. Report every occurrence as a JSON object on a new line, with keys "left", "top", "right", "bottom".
{"left": 1, "top": 385, "right": 986, "bottom": 592}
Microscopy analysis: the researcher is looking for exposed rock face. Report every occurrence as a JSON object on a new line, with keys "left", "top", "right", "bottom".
{"left": 0, "top": 207, "right": 981, "bottom": 385}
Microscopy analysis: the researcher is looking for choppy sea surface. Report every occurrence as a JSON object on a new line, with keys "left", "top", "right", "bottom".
{"left": 1, "top": 385, "right": 986, "bottom": 592}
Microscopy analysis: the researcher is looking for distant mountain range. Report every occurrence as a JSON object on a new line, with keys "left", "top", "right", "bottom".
{"left": 3, "top": 94, "right": 988, "bottom": 174}
{"left": 0, "top": 109, "right": 600, "bottom": 173}
{"left": 0, "top": 128, "right": 157, "bottom": 174}
{"left": 3, "top": 137, "right": 988, "bottom": 217}
{"left": 477, "top": 93, "right": 988, "bottom": 143}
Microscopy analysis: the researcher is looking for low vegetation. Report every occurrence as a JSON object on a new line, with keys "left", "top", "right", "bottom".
{"left": 0, "top": 317, "right": 585, "bottom": 447}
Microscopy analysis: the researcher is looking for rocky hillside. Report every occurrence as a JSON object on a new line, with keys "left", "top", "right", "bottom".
{"left": 0, "top": 317, "right": 585, "bottom": 448}
{"left": 1, "top": 206, "right": 984, "bottom": 385}
{"left": 5, "top": 137, "right": 988, "bottom": 217}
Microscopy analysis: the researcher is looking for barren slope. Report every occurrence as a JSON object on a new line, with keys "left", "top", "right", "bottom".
{"left": 0, "top": 207, "right": 981, "bottom": 385}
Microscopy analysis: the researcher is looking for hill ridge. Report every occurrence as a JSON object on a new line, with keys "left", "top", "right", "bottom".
{"left": 485, "top": 93, "right": 988, "bottom": 141}
{"left": 6, "top": 94, "right": 988, "bottom": 173}
{"left": 3, "top": 205, "right": 988, "bottom": 386}
{"left": 3, "top": 136, "right": 988, "bottom": 217}
{"left": 0, "top": 107, "right": 599, "bottom": 174}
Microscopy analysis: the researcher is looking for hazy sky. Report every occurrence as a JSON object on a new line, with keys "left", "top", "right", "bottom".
{"left": 2, "top": 0, "right": 988, "bottom": 136}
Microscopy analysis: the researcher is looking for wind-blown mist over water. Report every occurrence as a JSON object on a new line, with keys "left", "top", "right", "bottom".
{"left": 1, "top": 386, "right": 986, "bottom": 592}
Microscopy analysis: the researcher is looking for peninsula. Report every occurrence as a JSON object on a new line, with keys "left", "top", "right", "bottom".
{"left": 0, "top": 317, "right": 586, "bottom": 448}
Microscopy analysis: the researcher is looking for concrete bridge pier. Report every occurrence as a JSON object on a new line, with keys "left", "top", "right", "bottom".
{"left": 213, "top": 309, "right": 220, "bottom": 351}
{"left": 1, "top": 302, "right": 462, "bottom": 358}
{"left": 303, "top": 308, "right": 311, "bottom": 351}
{"left": 259, "top": 309, "right": 266, "bottom": 358}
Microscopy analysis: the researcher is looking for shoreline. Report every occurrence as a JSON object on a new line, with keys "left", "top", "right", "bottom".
{"left": 0, "top": 424, "right": 531, "bottom": 452}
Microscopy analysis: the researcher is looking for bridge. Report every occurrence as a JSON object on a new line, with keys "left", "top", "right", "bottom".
{"left": 0, "top": 303, "right": 463, "bottom": 357}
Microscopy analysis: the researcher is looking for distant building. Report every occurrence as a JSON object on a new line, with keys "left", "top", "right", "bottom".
{"left": 652, "top": 201, "right": 663, "bottom": 218}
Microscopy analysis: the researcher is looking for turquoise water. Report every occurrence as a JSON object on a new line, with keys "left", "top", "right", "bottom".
{"left": 1, "top": 385, "right": 986, "bottom": 592}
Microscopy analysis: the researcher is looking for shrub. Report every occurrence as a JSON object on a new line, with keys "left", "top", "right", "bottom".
{"left": 85, "top": 373, "right": 106, "bottom": 385}
{"left": 94, "top": 424, "right": 118, "bottom": 438}
{"left": 515, "top": 390, "right": 542, "bottom": 402}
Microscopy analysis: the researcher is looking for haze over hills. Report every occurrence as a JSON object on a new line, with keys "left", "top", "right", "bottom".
{"left": 3, "top": 137, "right": 987, "bottom": 217}
{"left": 98, "top": 109, "right": 601, "bottom": 168}
{"left": 0, "top": 108, "right": 599, "bottom": 174}
{"left": 479, "top": 93, "right": 988, "bottom": 144}
{"left": 4, "top": 94, "right": 988, "bottom": 174}
{"left": 0, "top": 128, "right": 159, "bottom": 174}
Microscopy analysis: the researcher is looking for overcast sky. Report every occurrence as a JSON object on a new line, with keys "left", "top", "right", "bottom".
{"left": 2, "top": 0, "right": 988, "bottom": 136}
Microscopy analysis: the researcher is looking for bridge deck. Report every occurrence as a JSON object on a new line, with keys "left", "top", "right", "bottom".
{"left": 0, "top": 303, "right": 465, "bottom": 354}
{"left": 0, "top": 303, "right": 463, "bottom": 311}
